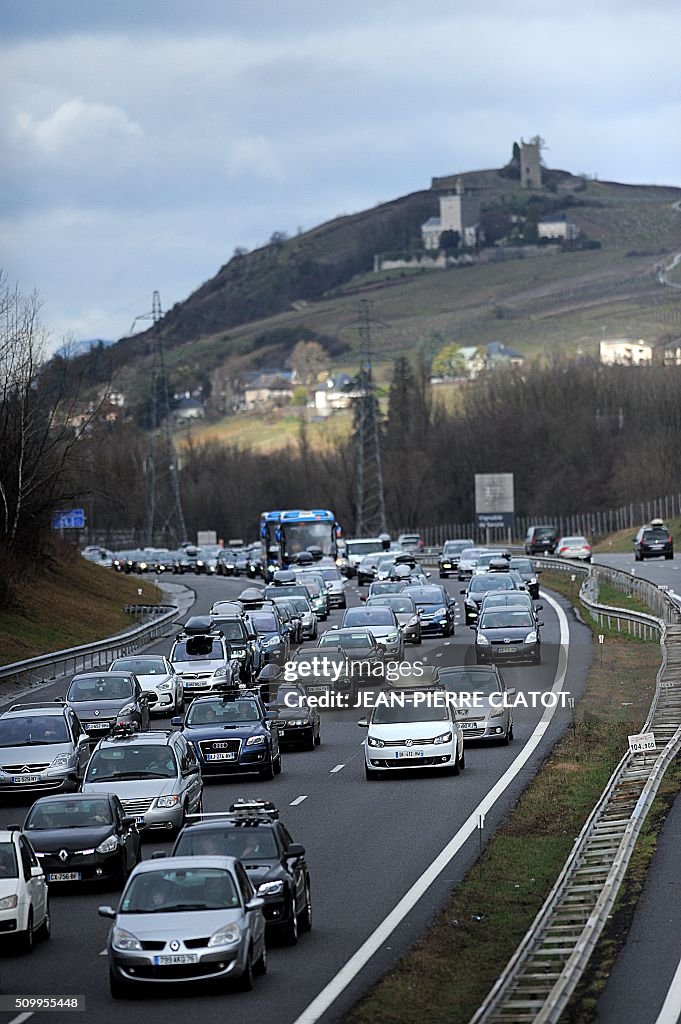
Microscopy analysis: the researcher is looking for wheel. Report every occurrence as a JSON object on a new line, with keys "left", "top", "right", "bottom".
{"left": 109, "top": 970, "right": 133, "bottom": 999}
{"left": 234, "top": 949, "right": 254, "bottom": 991}
{"left": 314, "top": 727, "right": 321, "bottom": 746}
{"left": 500, "top": 726, "right": 511, "bottom": 746}
{"left": 36, "top": 900, "right": 50, "bottom": 941}
{"left": 459, "top": 748, "right": 465, "bottom": 770}
{"left": 533, "top": 652, "right": 542, "bottom": 666}
{"left": 174, "top": 690, "right": 183, "bottom": 714}
{"left": 253, "top": 941, "right": 267, "bottom": 976}
{"left": 305, "top": 731, "right": 315, "bottom": 752}
{"left": 282, "top": 900, "right": 298, "bottom": 945}
{"left": 299, "top": 881, "right": 312, "bottom": 932}
{"left": 260, "top": 758, "right": 275, "bottom": 781}
{"left": 18, "top": 910, "right": 34, "bottom": 954}
{"left": 508, "top": 721, "right": 514, "bottom": 741}
{"left": 365, "top": 763, "right": 379, "bottom": 780}
{"left": 273, "top": 753, "right": 282, "bottom": 774}
{"left": 666, "top": 553, "right": 674, "bottom": 560}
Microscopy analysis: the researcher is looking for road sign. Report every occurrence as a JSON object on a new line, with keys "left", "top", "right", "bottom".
{"left": 52, "top": 509, "right": 85, "bottom": 530}
{"left": 628, "top": 731, "right": 656, "bottom": 754}
{"left": 475, "top": 473, "right": 514, "bottom": 530}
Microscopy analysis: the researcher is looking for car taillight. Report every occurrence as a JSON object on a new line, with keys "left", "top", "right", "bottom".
{"left": 560, "top": 547, "right": 568, "bottom": 553}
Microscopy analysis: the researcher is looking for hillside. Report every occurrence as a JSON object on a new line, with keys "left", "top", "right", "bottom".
{"left": 64, "top": 163, "right": 681, "bottom": 419}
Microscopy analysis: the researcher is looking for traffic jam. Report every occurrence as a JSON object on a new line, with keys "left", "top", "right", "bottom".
{"left": 0, "top": 508, "right": 577, "bottom": 1017}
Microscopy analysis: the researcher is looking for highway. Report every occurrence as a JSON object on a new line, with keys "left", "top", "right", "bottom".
{"left": 0, "top": 571, "right": 592, "bottom": 1024}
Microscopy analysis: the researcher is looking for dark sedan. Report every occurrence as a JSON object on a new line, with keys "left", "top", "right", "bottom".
{"left": 268, "top": 682, "right": 321, "bottom": 750}
{"left": 473, "top": 607, "right": 543, "bottom": 665}
{"left": 461, "top": 573, "right": 521, "bottom": 625}
{"left": 23, "top": 793, "right": 141, "bottom": 885}
{"left": 438, "top": 539, "right": 475, "bottom": 578}
{"left": 65, "top": 672, "right": 150, "bottom": 741}
{"left": 508, "top": 556, "right": 541, "bottom": 599}
{"left": 401, "top": 584, "right": 456, "bottom": 637}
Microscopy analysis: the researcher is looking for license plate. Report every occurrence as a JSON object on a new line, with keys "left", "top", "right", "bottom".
{"left": 153, "top": 953, "right": 199, "bottom": 966}
{"left": 460, "top": 722, "right": 479, "bottom": 730}
{"left": 134, "top": 816, "right": 146, "bottom": 825}
{"left": 495, "top": 647, "right": 515, "bottom": 653}
{"left": 206, "top": 752, "right": 236, "bottom": 761}
{"left": 307, "top": 685, "right": 330, "bottom": 695}
{"left": 86, "top": 721, "right": 110, "bottom": 730}
{"left": 11, "top": 775, "right": 41, "bottom": 784}
{"left": 184, "top": 681, "right": 206, "bottom": 688}
{"left": 48, "top": 871, "right": 81, "bottom": 882}
{"left": 395, "top": 749, "right": 423, "bottom": 758}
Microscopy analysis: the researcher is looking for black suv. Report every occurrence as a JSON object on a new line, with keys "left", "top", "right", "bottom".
{"left": 634, "top": 520, "right": 674, "bottom": 561}
{"left": 524, "top": 525, "right": 558, "bottom": 555}
{"left": 171, "top": 800, "right": 311, "bottom": 945}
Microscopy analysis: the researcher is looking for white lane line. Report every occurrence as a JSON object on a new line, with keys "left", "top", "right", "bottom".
{"left": 290, "top": 795, "right": 308, "bottom": 806}
{"left": 291, "top": 590, "right": 570, "bottom": 1024}
{"left": 8, "top": 1014, "right": 34, "bottom": 1024}
{"left": 653, "top": 953, "right": 681, "bottom": 1023}
{"left": 330, "top": 764, "right": 345, "bottom": 774}
{"left": 99, "top": 948, "right": 108, "bottom": 955}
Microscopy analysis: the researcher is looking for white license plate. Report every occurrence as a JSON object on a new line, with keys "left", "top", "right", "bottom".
{"left": 395, "top": 749, "right": 423, "bottom": 758}
{"left": 153, "top": 953, "right": 199, "bottom": 966}
{"left": 495, "top": 647, "right": 515, "bottom": 653}
{"left": 307, "top": 685, "right": 330, "bottom": 695}
{"left": 184, "top": 681, "right": 206, "bottom": 688}
{"left": 134, "top": 816, "right": 146, "bottom": 825}
{"left": 460, "top": 722, "right": 480, "bottom": 730}
{"left": 86, "top": 721, "right": 110, "bottom": 730}
{"left": 11, "top": 775, "right": 41, "bottom": 784}
{"left": 48, "top": 871, "right": 81, "bottom": 881}
{"left": 206, "top": 752, "right": 236, "bottom": 761}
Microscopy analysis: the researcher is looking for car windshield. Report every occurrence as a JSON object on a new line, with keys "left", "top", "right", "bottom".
{"left": 510, "top": 559, "right": 534, "bottom": 573}
{"left": 443, "top": 541, "right": 472, "bottom": 554}
{"left": 0, "top": 842, "right": 18, "bottom": 879}
{"left": 186, "top": 700, "right": 261, "bottom": 725}
{"left": 369, "top": 583, "right": 404, "bottom": 595}
{"left": 480, "top": 611, "right": 534, "bottom": 628}
{"left": 272, "top": 685, "right": 306, "bottom": 707}
{"left": 0, "top": 715, "right": 69, "bottom": 747}
{"left": 460, "top": 548, "right": 485, "bottom": 561}
{"left": 68, "top": 676, "right": 134, "bottom": 701}
{"left": 111, "top": 658, "right": 166, "bottom": 675}
{"left": 367, "top": 597, "right": 414, "bottom": 613}
{"left": 211, "top": 621, "right": 246, "bottom": 641}
{"left": 250, "top": 613, "right": 278, "bottom": 632}
{"left": 25, "top": 798, "right": 113, "bottom": 829}
{"left": 288, "top": 597, "right": 311, "bottom": 613}
{"left": 320, "top": 569, "right": 341, "bottom": 582}
{"left": 403, "top": 588, "right": 444, "bottom": 603}
{"left": 343, "top": 608, "right": 394, "bottom": 626}
{"left": 174, "top": 827, "right": 278, "bottom": 860}
{"left": 470, "top": 576, "right": 516, "bottom": 593}
{"left": 85, "top": 744, "right": 177, "bottom": 781}
{"left": 439, "top": 670, "right": 501, "bottom": 696}
{"left": 346, "top": 540, "right": 384, "bottom": 556}
{"left": 318, "top": 632, "right": 372, "bottom": 649}
{"left": 372, "top": 696, "right": 449, "bottom": 724}
{"left": 121, "top": 867, "right": 240, "bottom": 913}
{"left": 173, "top": 638, "right": 225, "bottom": 661}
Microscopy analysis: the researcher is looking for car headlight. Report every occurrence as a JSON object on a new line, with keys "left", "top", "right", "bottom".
{"left": 490, "top": 708, "right": 505, "bottom": 719}
{"left": 207, "top": 923, "right": 242, "bottom": 947}
{"left": 367, "top": 735, "right": 385, "bottom": 748}
{"left": 433, "top": 731, "right": 452, "bottom": 745}
{"left": 196, "top": 560, "right": 204, "bottom": 567}
{"left": 157, "top": 681, "right": 172, "bottom": 691}
{"left": 257, "top": 880, "right": 285, "bottom": 896}
{"left": 435, "top": 607, "right": 447, "bottom": 617}
{"left": 232, "top": 649, "right": 247, "bottom": 658}
{"left": 156, "top": 795, "right": 181, "bottom": 808}
{"left": 529, "top": 577, "right": 538, "bottom": 585}
{"left": 212, "top": 666, "right": 229, "bottom": 677}
{"left": 50, "top": 751, "right": 73, "bottom": 768}
{"left": 138, "top": 562, "right": 148, "bottom": 571}
{"left": 386, "top": 632, "right": 399, "bottom": 643}
{"left": 407, "top": 616, "right": 419, "bottom": 627}
{"left": 118, "top": 703, "right": 136, "bottom": 717}
{"left": 287, "top": 718, "right": 310, "bottom": 727}
{"left": 96, "top": 834, "right": 119, "bottom": 854}
{"left": 524, "top": 631, "right": 538, "bottom": 644}
{"left": 0, "top": 894, "right": 18, "bottom": 911}
{"left": 442, "top": 562, "right": 451, "bottom": 568}
{"left": 113, "top": 928, "right": 142, "bottom": 951}
{"left": 265, "top": 636, "right": 281, "bottom": 647}
{"left": 476, "top": 634, "right": 490, "bottom": 645}
{"left": 246, "top": 735, "right": 266, "bottom": 746}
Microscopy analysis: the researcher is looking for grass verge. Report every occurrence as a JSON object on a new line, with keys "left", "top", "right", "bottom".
{"left": 343, "top": 581, "right": 664, "bottom": 1024}
{"left": 0, "top": 548, "right": 162, "bottom": 666}
{"left": 592, "top": 517, "right": 681, "bottom": 554}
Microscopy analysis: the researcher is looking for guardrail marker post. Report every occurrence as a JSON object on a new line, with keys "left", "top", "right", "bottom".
{"left": 478, "top": 812, "right": 485, "bottom": 875}
{"left": 569, "top": 696, "right": 576, "bottom": 740}
{"left": 598, "top": 633, "right": 605, "bottom": 664}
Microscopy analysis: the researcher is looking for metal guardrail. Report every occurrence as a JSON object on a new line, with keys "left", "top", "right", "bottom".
{"left": 0, "top": 604, "right": 180, "bottom": 696}
{"left": 469, "top": 568, "right": 681, "bottom": 1023}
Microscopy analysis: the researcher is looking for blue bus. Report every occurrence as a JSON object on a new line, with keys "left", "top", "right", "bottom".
{"left": 260, "top": 509, "right": 342, "bottom": 575}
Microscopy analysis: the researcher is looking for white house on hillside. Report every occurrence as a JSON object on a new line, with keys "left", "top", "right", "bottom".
{"left": 422, "top": 178, "right": 482, "bottom": 250}
{"left": 537, "top": 215, "right": 580, "bottom": 241}
{"left": 600, "top": 339, "right": 652, "bottom": 365}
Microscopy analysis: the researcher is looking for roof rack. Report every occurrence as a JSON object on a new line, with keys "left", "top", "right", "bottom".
{"left": 6, "top": 700, "right": 68, "bottom": 714}
{"left": 110, "top": 722, "right": 139, "bottom": 739}
{"left": 229, "top": 799, "right": 279, "bottom": 820}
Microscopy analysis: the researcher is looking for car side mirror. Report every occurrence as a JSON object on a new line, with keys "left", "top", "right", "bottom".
{"left": 534, "top": 602, "right": 543, "bottom": 609}
{"left": 460, "top": 589, "right": 466, "bottom": 594}
{"left": 98, "top": 906, "right": 116, "bottom": 919}
{"left": 537, "top": 621, "right": 544, "bottom": 627}
{"left": 31, "top": 865, "right": 43, "bottom": 878}
{"left": 506, "top": 688, "right": 516, "bottom": 697}
{"left": 246, "top": 896, "right": 265, "bottom": 912}
{"left": 360, "top": 594, "right": 367, "bottom": 602}
{"left": 170, "top": 716, "right": 184, "bottom": 728}
{"left": 469, "top": 624, "right": 477, "bottom": 630}
{"left": 286, "top": 843, "right": 305, "bottom": 858}
{"left": 357, "top": 717, "right": 369, "bottom": 727}
{"left": 150, "top": 851, "right": 167, "bottom": 859}
{"left": 265, "top": 710, "right": 278, "bottom": 721}
{"left": 121, "top": 816, "right": 136, "bottom": 828}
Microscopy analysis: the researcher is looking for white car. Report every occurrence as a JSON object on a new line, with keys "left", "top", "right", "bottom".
{"left": 359, "top": 682, "right": 464, "bottom": 779}
{"left": 555, "top": 536, "right": 592, "bottom": 562}
{"left": 109, "top": 656, "right": 183, "bottom": 715}
{"left": 0, "top": 828, "right": 50, "bottom": 952}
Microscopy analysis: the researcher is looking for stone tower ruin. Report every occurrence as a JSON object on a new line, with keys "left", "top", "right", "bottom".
{"left": 520, "top": 139, "right": 542, "bottom": 189}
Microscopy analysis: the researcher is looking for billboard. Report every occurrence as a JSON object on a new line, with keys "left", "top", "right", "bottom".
{"left": 474, "top": 474, "right": 514, "bottom": 530}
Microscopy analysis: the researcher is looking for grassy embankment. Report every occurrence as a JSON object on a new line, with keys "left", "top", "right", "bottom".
{"left": 343, "top": 571, "right": 677, "bottom": 1024}
{"left": 0, "top": 550, "right": 162, "bottom": 667}
{"left": 593, "top": 517, "right": 681, "bottom": 554}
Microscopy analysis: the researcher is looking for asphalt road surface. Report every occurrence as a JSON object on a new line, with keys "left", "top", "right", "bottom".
{"left": 0, "top": 572, "right": 592, "bottom": 1024}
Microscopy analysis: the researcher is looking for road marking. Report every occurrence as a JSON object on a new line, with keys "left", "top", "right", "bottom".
{"left": 291, "top": 590, "right": 570, "bottom": 1024}
{"left": 653, "top": 952, "right": 681, "bottom": 1023}
{"left": 330, "top": 764, "right": 345, "bottom": 774}
{"left": 8, "top": 1015, "right": 33, "bottom": 1024}
{"left": 99, "top": 948, "right": 108, "bottom": 955}
{"left": 290, "top": 795, "right": 308, "bottom": 806}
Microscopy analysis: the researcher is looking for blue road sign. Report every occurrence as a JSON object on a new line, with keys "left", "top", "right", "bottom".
{"left": 52, "top": 509, "right": 86, "bottom": 530}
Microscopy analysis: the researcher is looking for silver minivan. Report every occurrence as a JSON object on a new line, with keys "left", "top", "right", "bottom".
{"left": 81, "top": 727, "right": 203, "bottom": 834}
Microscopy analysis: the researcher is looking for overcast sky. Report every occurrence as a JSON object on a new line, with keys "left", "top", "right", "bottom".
{"left": 2, "top": 0, "right": 680, "bottom": 352}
